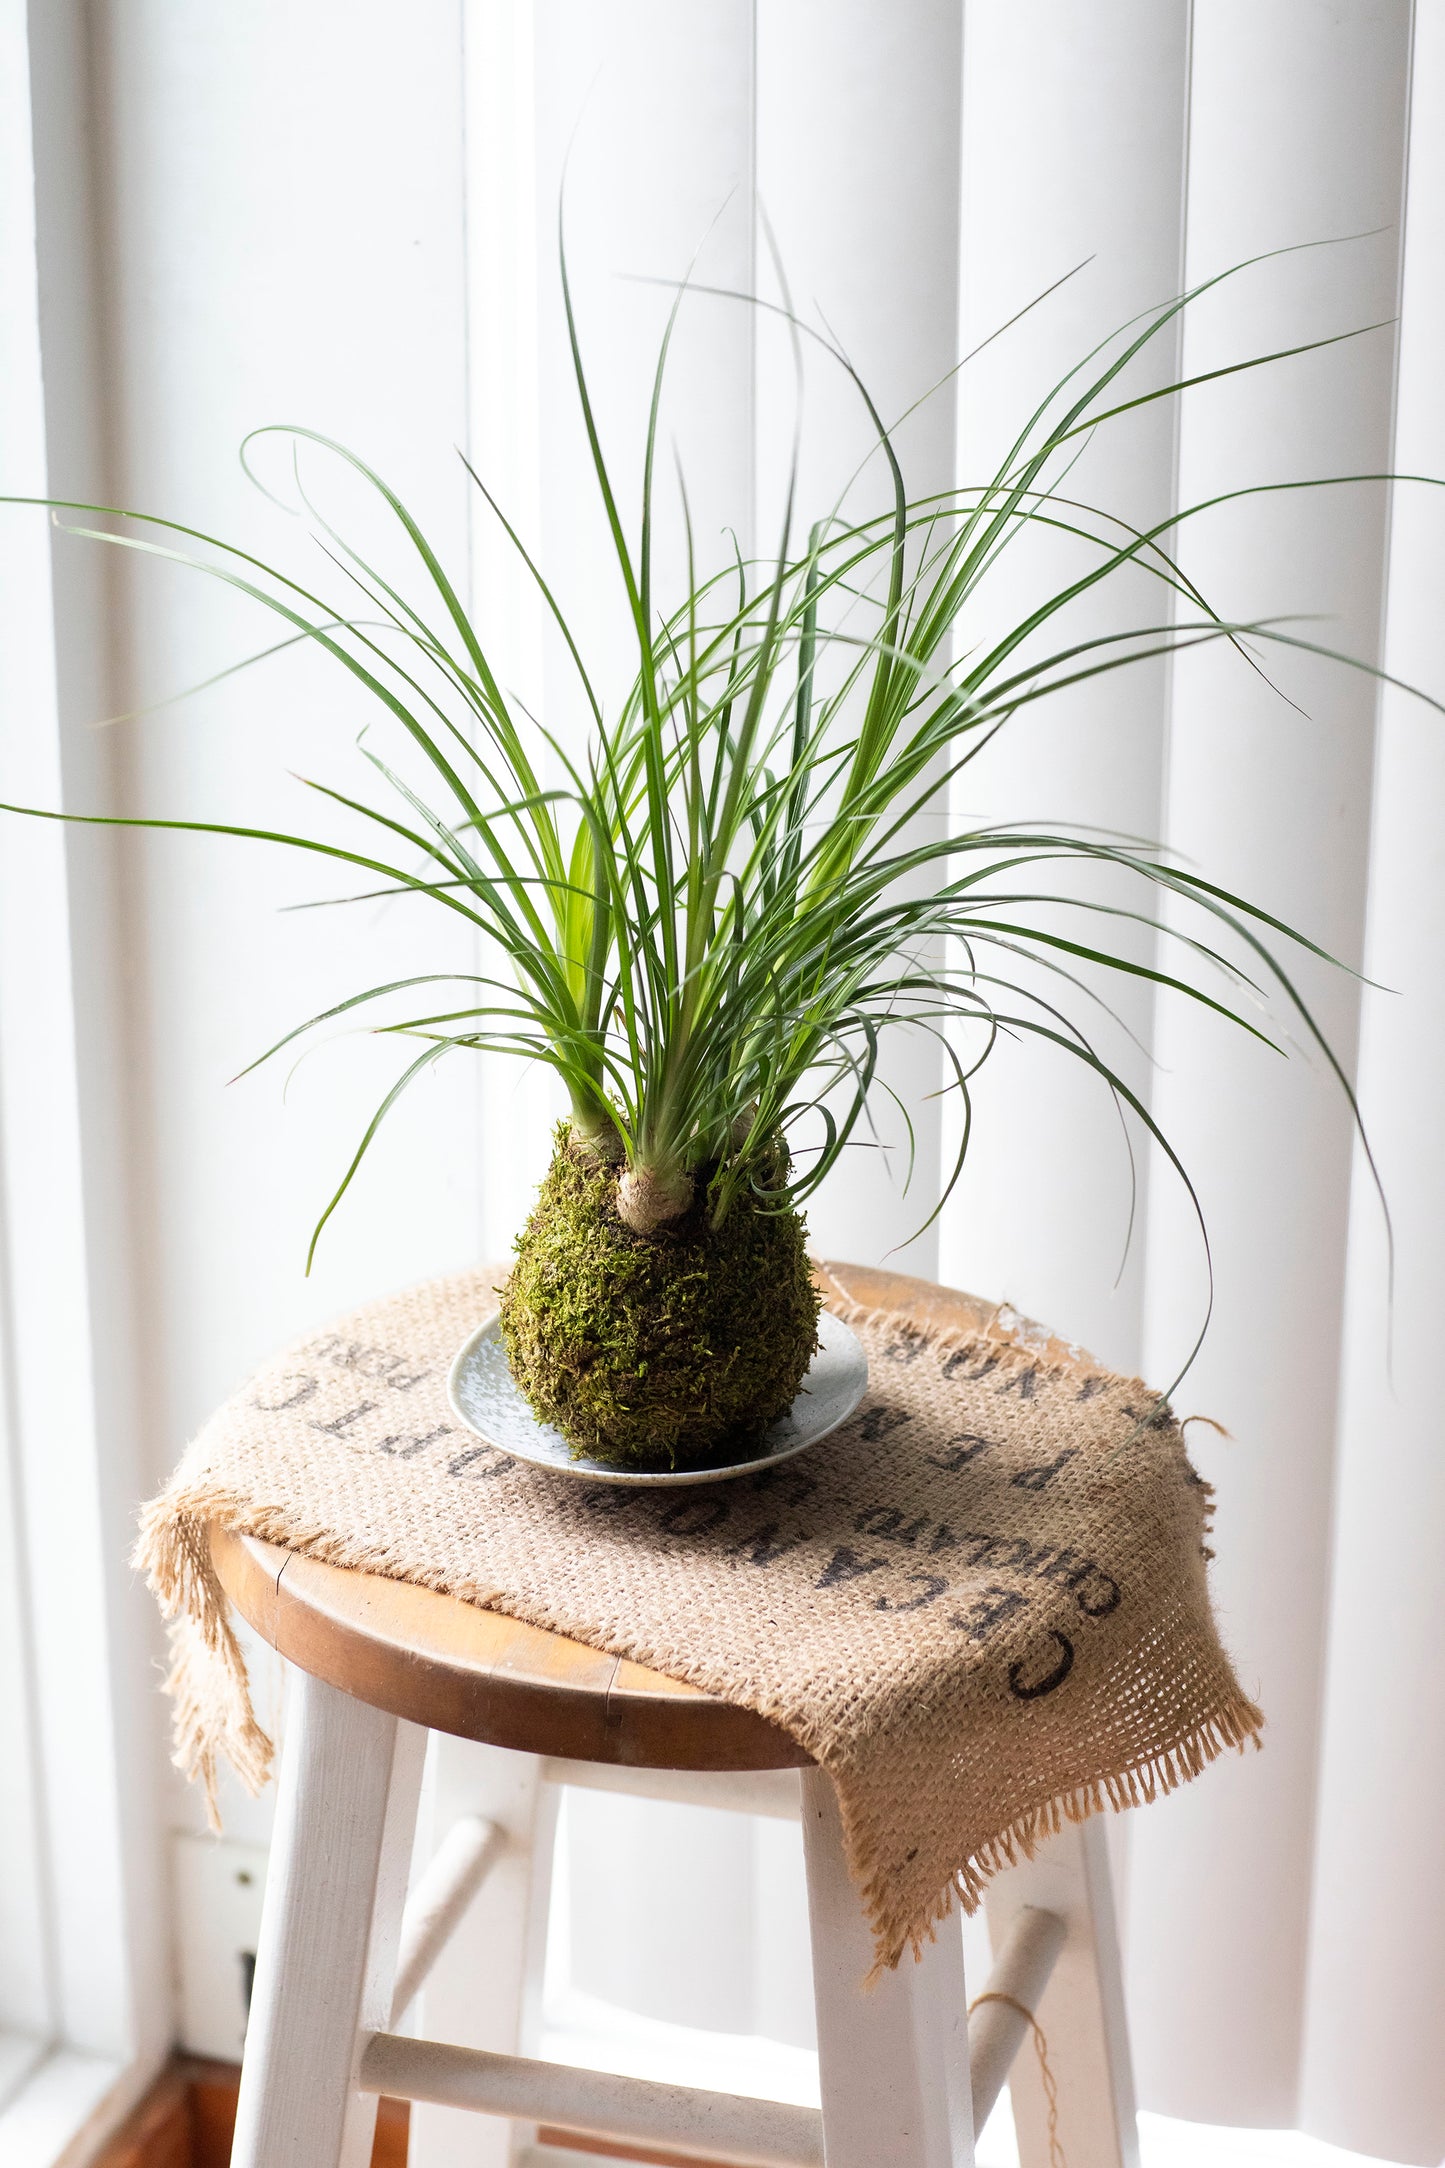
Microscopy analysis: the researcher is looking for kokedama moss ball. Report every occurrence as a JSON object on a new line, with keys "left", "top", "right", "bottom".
{"left": 499, "top": 1132, "right": 822, "bottom": 1471}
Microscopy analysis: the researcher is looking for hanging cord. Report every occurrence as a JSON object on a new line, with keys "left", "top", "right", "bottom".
{"left": 967, "top": 1989, "right": 1065, "bottom": 2168}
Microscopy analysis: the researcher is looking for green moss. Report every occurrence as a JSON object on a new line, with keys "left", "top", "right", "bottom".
{"left": 498, "top": 1130, "right": 822, "bottom": 1471}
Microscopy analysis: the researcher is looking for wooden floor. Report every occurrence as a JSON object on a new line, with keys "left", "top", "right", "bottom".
{"left": 93, "top": 2058, "right": 737, "bottom": 2168}
{"left": 93, "top": 2061, "right": 408, "bottom": 2168}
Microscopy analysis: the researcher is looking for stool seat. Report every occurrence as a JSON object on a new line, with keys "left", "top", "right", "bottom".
{"left": 210, "top": 1263, "right": 1016, "bottom": 1775}
{"left": 213, "top": 1520, "right": 812, "bottom": 1770}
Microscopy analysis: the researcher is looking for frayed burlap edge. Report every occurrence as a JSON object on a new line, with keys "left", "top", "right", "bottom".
{"left": 815, "top": 1262, "right": 1145, "bottom": 1404}
{"left": 849, "top": 1695, "right": 1263, "bottom": 1979}
{"left": 135, "top": 1289, "right": 1265, "bottom": 1967}
{"left": 135, "top": 1492, "right": 274, "bottom": 1829}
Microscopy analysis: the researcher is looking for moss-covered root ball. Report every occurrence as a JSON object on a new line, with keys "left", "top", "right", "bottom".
{"left": 498, "top": 1134, "right": 822, "bottom": 1471}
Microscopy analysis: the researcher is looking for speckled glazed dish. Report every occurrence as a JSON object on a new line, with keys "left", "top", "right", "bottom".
{"left": 446, "top": 1308, "right": 868, "bottom": 1487}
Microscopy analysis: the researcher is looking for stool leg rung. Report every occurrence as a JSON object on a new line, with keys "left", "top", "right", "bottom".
{"left": 966, "top": 1904, "right": 1068, "bottom": 2130}
{"left": 359, "top": 2031, "right": 825, "bottom": 2168}
{"left": 391, "top": 1812, "right": 504, "bottom": 2022}
{"left": 540, "top": 1758, "right": 802, "bottom": 1822}
{"left": 985, "top": 1820, "right": 1139, "bottom": 2168}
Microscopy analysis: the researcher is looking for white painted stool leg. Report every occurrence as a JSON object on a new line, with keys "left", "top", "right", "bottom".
{"left": 983, "top": 1818, "right": 1138, "bottom": 2168}
{"left": 230, "top": 1668, "right": 426, "bottom": 2168}
{"left": 801, "top": 1767, "right": 975, "bottom": 2168}
{"left": 339, "top": 1713, "right": 431, "bottom": 2167}
{"left": 404, "top": 1737, "right": 553, "bottom": 2168}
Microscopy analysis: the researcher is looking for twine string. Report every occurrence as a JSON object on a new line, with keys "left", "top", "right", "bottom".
{"left": 967, "top": 1989, "right": 1065, "bottom": 2168}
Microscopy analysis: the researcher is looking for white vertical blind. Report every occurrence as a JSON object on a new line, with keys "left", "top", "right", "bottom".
{"left": 1299, "top": 3, "right": 1445, "bottom": 2157}
{"left": 540, "top": 0, "right": 968, "bottom": 2036}
{"left": 521, "top": 1, "right": 768, "bottom": 2037}
{"left": 754, "top": 0, "right": 963, "bottom": 1276}
{"left": 942, "top": 0, "right": 1190, "bottom": 1374}
{"left": 464, "top": 0, "right": 553, "bottom": 1263}
{"left": 1127, "top": 1, "right": 1411, "bottom": 2129}
{"left": 91, "top": 0, "right": 482, "bottom": 1466}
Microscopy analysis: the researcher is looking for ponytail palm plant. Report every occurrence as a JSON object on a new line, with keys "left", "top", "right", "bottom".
{"left": 5, "top": 251, "right": 1413, "bottom": 1468}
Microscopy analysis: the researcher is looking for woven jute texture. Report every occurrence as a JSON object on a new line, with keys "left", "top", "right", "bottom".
{"left": 136, "top": 1262, "right": 1261, "bottom": 1971}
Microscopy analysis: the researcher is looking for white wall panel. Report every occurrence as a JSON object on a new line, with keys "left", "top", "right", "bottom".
{"left": 1127, "top": 0, "right": 1411, "bottom": 2126}
{"left": 1299, "top": 4, "right": 1445, "bottom": 2157}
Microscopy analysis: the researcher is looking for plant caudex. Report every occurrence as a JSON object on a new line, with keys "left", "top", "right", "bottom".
{"left": 2, "top": 241, "right": 1427, "bottom": 1464}
{"left": 501, "top": 1125, "right": 819, "bottom": 1467}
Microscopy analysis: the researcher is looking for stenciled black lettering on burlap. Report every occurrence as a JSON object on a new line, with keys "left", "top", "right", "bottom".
{"left": 1035, "top": 1546, "right": 1090, "bottom": 1587}
{"left": 927, "top": 1432, "right": 996, "bottom": 1473}
{"left": 853, "top": 1505, "right": 932, "bottom": 1547}
{"left": 951, "top": 1584, "right": 1031, "bottom": 1643}
{"left": 446, "top": 1442, "right": 515, "bottom": 1479}
{"left": 580, "top": 1486, "right": 638, "bottom": 1515}
{"left": 301, "top": 1333, "right": 430, "bottom": 1392}
{"left": 874, "top": 1572, "right": 948, "bottom": 1614}
{"left": 251, "top": 1373, "right": 317, "bottom": 1413}
{"left": 656, "top": 1493, "right": 732, "bottom": 1539}
{"left": 1076, "top": 1375, "right": 1105, "bottom": 1401}
{"left": 882, "top": 1325, "right": 927, "bottom": 1365}
{"left": 817, "top": 1545, "right": 889, "bottom": 1590}
{"left": 1010, "top": 1449, "right": 1078, "bottom": 1492}
{"left": 951, "top": 1533, "right": 1125, "bottom": 1620}
{"left": 747, "top": 1464, "right": 818, "bottom": 1508}
{"left": 850, "top": 1506, "right": 960, "bottom": 1556}
{"left": 309, "top": 1400, "right": 379, "bottom": 1438}
{"left": 1009, "top": 1630, "right": 1075, "bottom": 1700}
{"left": 377, "top": 1423, "right": 453, "bottom": 1460}
{"left": 995, "top": 1365, "right": 1040, "bottom": 1400}
{"left": 995, "top": 1534, "right": 1057, "bottom": 1575}
{"left": 941, "top": 1347, "right": 999, "bottom": 1385}
{"left": 1122, "top": 1399, "right": 1173, "bottom": 1430}
{"left": 854, "top": 1404, "right": 914, "bottom": 1445}
{"left": 729, "top": 1519, "right": 806, "bottom": 1568}
{"left": 1068, "top": 1562, "right": 1121, "bottom": 1617}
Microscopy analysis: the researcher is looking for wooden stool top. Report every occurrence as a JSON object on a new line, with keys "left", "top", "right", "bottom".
{"left": 212, "top": 1264, "right": 1017, "bottom": 1772}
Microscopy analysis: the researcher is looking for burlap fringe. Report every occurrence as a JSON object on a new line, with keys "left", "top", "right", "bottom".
{"left": 134, "top": 1490, "right": 274, "bottom": 1829}
{"left": 861, "top": 1693, "right": 1265, "bottom": 1978}
{"left": 818, "top": 1276, "right": 1121, "bottom": 1398}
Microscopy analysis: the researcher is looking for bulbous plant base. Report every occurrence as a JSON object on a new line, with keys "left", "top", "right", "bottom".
{"left": 498, "top": 1133, "right": 822, "bottom": 1471}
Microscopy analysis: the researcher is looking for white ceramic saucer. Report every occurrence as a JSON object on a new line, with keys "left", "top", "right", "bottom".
{"left": 446, "top": 1309, "right": 868, "bottom": 1487}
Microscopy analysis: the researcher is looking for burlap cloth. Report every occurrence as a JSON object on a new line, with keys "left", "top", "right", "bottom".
{"left": 136, "top": 1262, "right": 1260, "bottom": 1971}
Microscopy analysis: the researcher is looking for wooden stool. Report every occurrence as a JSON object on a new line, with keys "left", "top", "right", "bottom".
{"left": 213, "top": 1273, "right": 1139, "bottom": 2168}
